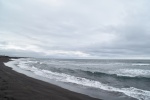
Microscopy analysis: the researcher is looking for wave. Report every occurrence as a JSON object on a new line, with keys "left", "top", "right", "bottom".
{"left": 77, "top": 69, "right": 150, "bottom": 79}
{"left": 79, "top": 70, "right": 111, "bottom": 76}
{"left": 108, "top": 69, "right": 150, "bottom": 78}
{"left": 132, "top": 63, "right": 150, "bottom": 66}
{"left": 9, "top": 59, "right": 150, "bottom": 100}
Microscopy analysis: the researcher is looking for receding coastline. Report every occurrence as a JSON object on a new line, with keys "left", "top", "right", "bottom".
{"left": 0, "top": 56, "right": 101, "bottom": 100}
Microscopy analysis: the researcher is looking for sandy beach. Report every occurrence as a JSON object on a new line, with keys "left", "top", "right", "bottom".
{"left": 0, "top": 56, "right": 101, "bottom": 100}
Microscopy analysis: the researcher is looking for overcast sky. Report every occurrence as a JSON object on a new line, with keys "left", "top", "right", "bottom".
{"left": 0, "top": 0, "right": 150, "bottom": 58}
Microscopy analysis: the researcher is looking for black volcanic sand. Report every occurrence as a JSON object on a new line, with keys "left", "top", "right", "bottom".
{"left": 0, "top": 56, "right": 101, "bottom": 100}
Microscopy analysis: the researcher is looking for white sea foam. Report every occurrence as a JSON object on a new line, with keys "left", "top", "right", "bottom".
{"left": 132, "top": 63, "right": 150, "bottom": 66}
{"left": 109, "top": 69, "right": 150, "bottom": 78}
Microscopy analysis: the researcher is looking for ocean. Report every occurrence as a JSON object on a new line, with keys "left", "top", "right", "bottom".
{"left": 5, "top": 58, "right": 150, "bottom": 100}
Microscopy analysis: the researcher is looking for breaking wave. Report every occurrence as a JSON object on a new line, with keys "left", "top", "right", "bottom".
{"left": 108, "top": 69, "right": 150, "bottom": 78}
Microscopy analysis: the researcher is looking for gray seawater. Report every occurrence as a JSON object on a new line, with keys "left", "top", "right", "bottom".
{"left": 5, "top": 58, "right": 150, "bottom": 100}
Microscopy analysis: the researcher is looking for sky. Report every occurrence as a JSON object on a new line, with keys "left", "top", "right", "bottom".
{"left": 0, "top": 0, "right": 150, "bottom": 59}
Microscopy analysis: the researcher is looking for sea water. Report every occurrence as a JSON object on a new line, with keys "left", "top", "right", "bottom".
{"left": 5, "top": 58, "right": 150, "bottom": 100}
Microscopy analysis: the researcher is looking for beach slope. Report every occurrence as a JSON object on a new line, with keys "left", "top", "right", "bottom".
{"left": 0, "top": 56, "right": 101, "bottom": 100}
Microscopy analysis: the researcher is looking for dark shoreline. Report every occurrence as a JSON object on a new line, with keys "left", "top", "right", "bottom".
{"left": 0, "top": 56, "right": 101, "bottom": 100}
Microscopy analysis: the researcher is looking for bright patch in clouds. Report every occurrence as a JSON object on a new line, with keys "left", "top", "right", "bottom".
{"left": 0, "top": 43, "right": 90, "bottom": 58}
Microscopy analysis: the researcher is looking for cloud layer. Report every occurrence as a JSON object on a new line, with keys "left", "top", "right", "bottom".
{"left": 1, "top": 0, "right": 150, "bottom": 58}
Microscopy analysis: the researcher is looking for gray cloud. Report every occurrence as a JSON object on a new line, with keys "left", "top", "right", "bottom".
{"left": 1, "top": 0, "right": 150, "bottom": 58}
